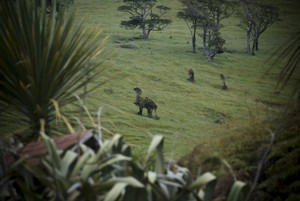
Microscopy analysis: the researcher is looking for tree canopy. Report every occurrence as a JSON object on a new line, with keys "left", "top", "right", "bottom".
{"left": 178, "top": 0, "right": 236, "bottom": 56}
{"left": 118, "top": 0, "right": 172, "bottom": 39}
{"left": 240, "top": 0, "right": 279, "bottom": 55}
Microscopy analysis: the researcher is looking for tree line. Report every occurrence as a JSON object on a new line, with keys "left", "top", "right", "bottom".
{"left": 118, "top": 0, "right": 279, "bottom": 57}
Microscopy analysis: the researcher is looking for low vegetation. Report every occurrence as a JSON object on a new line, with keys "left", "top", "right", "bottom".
{"left": 0, "top": 133, "right": 249, "bottom": 201}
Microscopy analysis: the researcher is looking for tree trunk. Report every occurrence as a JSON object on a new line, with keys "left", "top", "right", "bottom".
{"left": 247, "top": 30, "right": 251, "bottom": 54}
{"left": 255, "top": 39, "right": 259, "bottom": 51}
{"left": 251, "top": 39, "right": 256, "bottom": 55}
{"left": 251, "top": 30, "right": 258, "bottom": 55}
{"left": 142, "top": 27, "right": 148, "bottom": 39}
{"left": 216, "top": 12, "right": 221, "bottom": 27}
{"left": 202, "top": 29, "right": 207, "bottom": 55}
{"left": 192, "top": 26, "right": 196, "bottom": 53}
{"left": 146, "top": 29, "right": 151, "bottom": 39}
{"left": 208, "top": 29, "right": 212, "bottom": 50}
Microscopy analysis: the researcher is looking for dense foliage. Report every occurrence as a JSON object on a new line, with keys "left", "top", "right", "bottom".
{"left": 118, "top": 0, "right": 172, "bottom": 39}
{"left": 178, "top": 0, "right": 236, "bottom": 55}
{"left": 239, "top": 0, "right": 279, "bottom": 55}
{"left": 0, "top": 133, "right": 248, "bottom": 201}
{"left": 0, "top": 0, "right": 107, "bottom": 141}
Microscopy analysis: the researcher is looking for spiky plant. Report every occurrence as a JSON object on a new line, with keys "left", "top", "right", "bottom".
{"left": 0, "top": 0, "right": 107, "bottom": 141}
{"left": 275, "top": 31, "right": 300, "bottom": 100}
{"left": 253, "top": 31, "right": 300, "bottom": 201}
{"left": 0, "top": 133, "right": 248, "bottom": 201}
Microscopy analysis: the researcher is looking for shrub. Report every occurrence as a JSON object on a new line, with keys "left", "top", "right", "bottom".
{"left": 0, "top": 0, "right": 107, "bottom": 141}
{"left": 0, "top": 133, "right": 248, "bottom": 201}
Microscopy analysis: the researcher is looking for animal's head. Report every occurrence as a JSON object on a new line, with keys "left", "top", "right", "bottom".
{"left": 134, "top": 87, "right": 142, "bottom": 95}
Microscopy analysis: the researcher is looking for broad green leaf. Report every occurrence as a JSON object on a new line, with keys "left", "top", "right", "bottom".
{"left": 226, "top": 181, "right": 248, "bottom": 201}
{"left": 41, "top": 132, "right": 62, "bottom": 169}
{"left": 203, "top": 173, "right": 218, "bottom": 201}
{"left": 81, "top": 157, "right": 99, "bottom": 180}
{"left": 61, "top": 150, "right": 78, "bottom": 177}
{"left": 81, "top": 154, "right": 131, "bottom": 180}
{"left": 70, "top": 149, "right": 92, "bottom": 178}
{"left": 97, "top": 154, "right": 131, "bottom": 170}
{"left": 108, "top": 177, "right": 144, "bottom": 188}
{"left": 188, "top": 172, "right": 217, "bottom": 191}
{"left": 147, "top": 135, "right": 164, "bottom": 156}
{"left": 108, "top": 134, "right": 123, "bottom": 150}
{"left": 159, "top": 179, "right": 183, "bottom": 188}
{"left": 104, "top": 182, "right": 127, "bottom": 201}
{"left": 95, "top": 136, "right": 121, "bottom": 159}
{"left": 158, "top": 181, "right": 170, "bottom": 200}
{"left": 147, "top": 135, "right": 165, "bottom": 174}
{"left": 78, "top": 143, "right": 92, "bottom": 153}
{"left": 148, "top": 171, "right": 157, "bottom": 184}
{"left": 198, "top": 189, "right": 205, "bottom": 200}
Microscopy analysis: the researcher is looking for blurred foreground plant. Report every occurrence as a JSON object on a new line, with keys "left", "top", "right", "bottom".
{"left": 0, "top": 0, "right": 107, "bottom": 141}
{"left": 0, "top": 133, "right": 248, "bottom": 201}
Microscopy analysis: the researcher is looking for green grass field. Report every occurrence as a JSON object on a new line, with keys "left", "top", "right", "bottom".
{"left": 71, "top": 0, "right": 300, "bottom": 157}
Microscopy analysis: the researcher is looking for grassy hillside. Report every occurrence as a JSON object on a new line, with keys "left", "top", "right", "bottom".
{"left": 72, "top": 0, "right": 300, "bottom": 157}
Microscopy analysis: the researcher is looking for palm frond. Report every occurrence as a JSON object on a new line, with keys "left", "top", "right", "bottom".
{"left": 0, "top": 0, "right": 107, "bottom": 140}
{"left": 272, "top": 31, "right": 300, "bottom": 99}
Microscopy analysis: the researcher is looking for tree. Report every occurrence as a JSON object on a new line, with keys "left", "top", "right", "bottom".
{"left": 240, "top": 0, "right": 279, "bottom": 55}
{"left": 179, "top": 0, "right": 213, "bottom": 55}
{"left": 252, "top": 3, "right": 279, "bottom": 52}
{"left": 0, "top": 0, "right": 107, "bottom": 141}
{"left": 211, "top": 0, "right": 236, "bottom": 27}
{"left": 201, "top": 0, "right": 235, "bottom": 55}
{"left": 118, "top": 0, "right": 172, "bottom": 39}
{"left": 179, "top": 0, "right": 235, "bottom": 56}
{"left": 178, "top": 0, "right": 202, "bottom": 53}
{"left": 207, "top": 30, "right": 225, "bottom": 61}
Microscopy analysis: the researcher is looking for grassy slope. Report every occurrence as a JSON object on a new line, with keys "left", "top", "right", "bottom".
{"left": 73, "top": 0, "right": 300, "bottom": 157}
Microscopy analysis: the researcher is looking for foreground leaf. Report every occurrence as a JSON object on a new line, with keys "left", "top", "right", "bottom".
{"left": 226, "top": 181, "right": 248, "bottom": 201}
